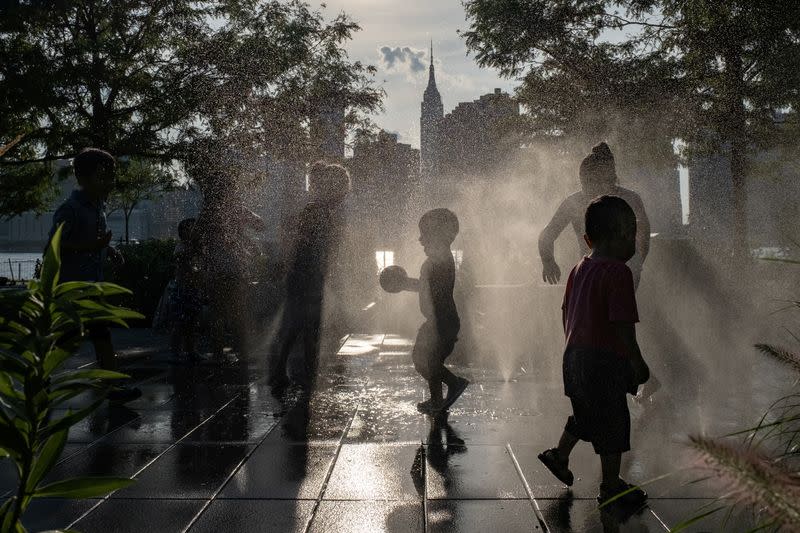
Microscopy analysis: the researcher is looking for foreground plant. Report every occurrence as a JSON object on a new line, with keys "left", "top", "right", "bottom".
{"left": 675, "top": 338, "right": 800, "bottom": 532}
{"left": 0, "top": 226, "right": 141, "bottom": 532}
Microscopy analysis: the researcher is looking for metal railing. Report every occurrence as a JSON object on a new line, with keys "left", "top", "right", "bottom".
{"left": 1, "top": 259, "right": 39, "bottom": 281}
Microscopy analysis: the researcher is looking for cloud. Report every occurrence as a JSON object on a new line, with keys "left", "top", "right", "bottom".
{"left": 378, "top": 46, "right": 427, "bottom": 75}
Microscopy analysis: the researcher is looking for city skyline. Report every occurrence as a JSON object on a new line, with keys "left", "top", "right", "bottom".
{"left": 320, "top": 0, "right": 515, "bottom": 148}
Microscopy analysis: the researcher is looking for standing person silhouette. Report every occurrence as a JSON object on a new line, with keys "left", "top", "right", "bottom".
{"left": 539, "top": 142, "right": 651, "bottom": 289}
{"left": 268, "top": 162, "right": 350, "bottom": 391}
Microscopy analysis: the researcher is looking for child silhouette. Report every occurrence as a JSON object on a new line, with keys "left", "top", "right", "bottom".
{"left": 391, "top": 208, "right": 469, "bottom": 414}
{"left": 538, "top": 195, "right": 650, "bottom": 506}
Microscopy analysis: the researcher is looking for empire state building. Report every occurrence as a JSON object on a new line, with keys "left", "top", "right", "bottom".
{"left": 420, "top": 42, "right": 443, "bottom": 178}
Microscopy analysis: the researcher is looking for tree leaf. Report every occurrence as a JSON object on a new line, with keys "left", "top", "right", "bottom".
{"left": 33, "top": 476, "right": 134, "bottom": 499}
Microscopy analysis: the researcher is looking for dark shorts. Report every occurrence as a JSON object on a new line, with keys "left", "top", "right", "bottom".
{"left": 412, "top": 321, "right": 458, "bottom": 381}
{"left": 563, "top": 346, "right": 634, "bottom": 455}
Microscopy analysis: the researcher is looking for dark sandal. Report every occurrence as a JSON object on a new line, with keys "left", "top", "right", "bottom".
{"left": 537, "top": 448, "right": 574, "bottom": 486}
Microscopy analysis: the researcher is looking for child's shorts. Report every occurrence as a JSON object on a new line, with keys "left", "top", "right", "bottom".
{"left": 412, "top": 321, "right": 458, "bottom": 381}
{"left": 562, "top": 346, "right": 634, "bottom": 455}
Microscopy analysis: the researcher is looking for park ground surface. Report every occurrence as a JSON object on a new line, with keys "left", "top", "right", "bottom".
{"left": 0, "top": 326, "right": 786, "bottom": 532}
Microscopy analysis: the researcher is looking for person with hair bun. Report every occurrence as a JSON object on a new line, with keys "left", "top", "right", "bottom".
{"left": 538, "top": 142, "right": 651, "bottom": 288}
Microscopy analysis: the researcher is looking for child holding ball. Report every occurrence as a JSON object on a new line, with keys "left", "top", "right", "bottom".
{"left": 383, "top": 208, "right": 469, "bottom": 414}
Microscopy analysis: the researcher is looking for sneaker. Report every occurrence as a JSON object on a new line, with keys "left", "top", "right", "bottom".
{"left": 442, "top": 377, "right": 469, "bottom": 411}
{"left": 537, "top": 448, "right": 574, "bottom": 486}
{"left": 108, "top": 386, "right": 142, "bottom": 405}
{"left": 597, "top": 479, "right": 648, "bottom": 507}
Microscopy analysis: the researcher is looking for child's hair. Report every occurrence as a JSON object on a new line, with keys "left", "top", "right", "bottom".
{"left": 579, "top": 142, "right": 617, "bottom": 185}
{"left": 585, "top": 195, "right": 635, "bottom": 243}
{"left": 178, "top": 218, "right": 196, "bottom": 241}
{"left": 308, "top": 161, "right": 351, "bottom": 199}
{"left": 74, "top": 148, "right": 115, "bottom": 184}
{"left": 419, "top": 208, "right": 459, "bottom": 245}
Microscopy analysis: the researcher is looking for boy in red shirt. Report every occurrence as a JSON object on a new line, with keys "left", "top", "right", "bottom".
{"left": 538, "top": 195, "right": 650, "bottom": 506}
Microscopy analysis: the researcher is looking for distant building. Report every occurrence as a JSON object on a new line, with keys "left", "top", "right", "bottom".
{"left": 437, "top": 88, "right": 519, "bottom": 179}
{"left": 420, "top": 42, "right": 444, "bottom": 179}
{"left": 419, "top": 45, "right": 520, "bottom": 185}
{"left": 348, "top": 130, "right": 420, "bottom": 242}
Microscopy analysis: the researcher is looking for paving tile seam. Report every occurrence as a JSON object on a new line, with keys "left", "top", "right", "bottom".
{"left": 303, "top": 405, "right": 360, "bottom": 533}
{"left": 181, "top": 416, "right": 286, "bottom": 533}
{"left": 506, "top": 442, "right": 552, "bottom": 533}
{"left": 65, "top": 393, "right": 243, "bottom": 531}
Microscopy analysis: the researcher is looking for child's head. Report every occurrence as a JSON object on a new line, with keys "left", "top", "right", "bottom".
{"left": 584, "top": 195, "right": 636, "bottom": 261}
{"left": 579, "top": 142, "right": 617, "bottom": 197}
{"left": 178, "top": 218, "right": 196, "bottom": 242}
{"left": 308, "top": 161, "right": 351, "bottom": 205}
{"left": 74, "top": 148, "right": 116, "bottom": 199}
{"left": 418, "top": 208, "right": 459, "bottom": 257}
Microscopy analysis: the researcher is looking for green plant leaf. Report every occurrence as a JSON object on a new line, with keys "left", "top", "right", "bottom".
{"left": 0, "top": 371, "right": 23, "bottom": 399}
{"left": 42, "top": 347, "right": 76, "bottom": 378}
{"left": 27, "top": 429, "right": 68, "bottom": 491}
{"left": 55, "top": 281, "right": 131, "bottom": 299}
{"left": 39, "top": 398, "right": 105, "bottom": 440}
{"left": 33, "top": 476, "right": 134, "bottom": 499}
{"left": 48, "top": 384, "right": 110, "bottom": 407}
{"left": 0, "top": 498, "right": 17, "bottom": 532}
{"left": 52, "top": 369, "right": 129, "bottom": 385}
{"left": 0, "top": 354, "right": 30, "bottom": 378}
{"left": 41, "top": 225, "right": 63, "bottom": 298}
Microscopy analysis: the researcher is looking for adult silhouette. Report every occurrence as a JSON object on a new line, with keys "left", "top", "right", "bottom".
{"left": 538, "top": 142, "right": 651, "bottom": 287}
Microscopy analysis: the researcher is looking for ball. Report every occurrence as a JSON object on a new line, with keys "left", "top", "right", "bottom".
{"left": 379, "top": 265, "right": 408, "bottom": 293}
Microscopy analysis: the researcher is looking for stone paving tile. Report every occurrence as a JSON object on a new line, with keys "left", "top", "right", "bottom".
{"left": 650, "top": 499, "right": 754, "bottom": 531}
{"left": 59, "top": 406, "right": 141, "bottom": 443}
{"left": 71, "top": 498, "right": 205, "bottom": 533}
{"left": 427, "top": 500, "right": 542, "bottom": 532}
{"left": 3, "top": 328, "right": 753, "bottom": 532}
{"left": 188, "top": 499, "right": 315, "bottom": 532}
{"left": 324, "top": 444, "right": 422, "bottom": 500}
{"left": 21, "top": 498, "right": 101, "bottom": 532}
{"left": 426, "top": 444, "right": 527, "bottom": 500}
{"left": 112, "top": 443, "right": 252, "bottom": 499}
{"left": 219, "top": 443, "right": 337, "bottom": 499}
{"left": 183, "top": 404, "right": 278, "bottom": 443}
{"left": 101, "top": 408, "right": 216, "bottom": 444}
{"left": 309, "top": 500, "right": 424, "bottom": 533}
{"left": 43, "top": 443, "right": 170, "bottom": 484}
{"left": 537, "top": 498, "right": 667, "bottom": 532}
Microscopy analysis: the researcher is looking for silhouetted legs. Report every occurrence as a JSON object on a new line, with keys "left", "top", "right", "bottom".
{"left": 270, "top": 294, "right": 322, "bottom": 387}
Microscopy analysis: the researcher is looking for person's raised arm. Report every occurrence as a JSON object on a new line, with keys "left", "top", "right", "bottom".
{"left": 538, "top": 198, "right": 572, "bottom": 284}
{"left": 632, "top": 194, "right": 651, "bottom": 263}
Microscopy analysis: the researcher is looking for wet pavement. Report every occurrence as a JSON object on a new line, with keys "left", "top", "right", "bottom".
{"left": 1, "top": 328, "right": 779, "bottom": 532}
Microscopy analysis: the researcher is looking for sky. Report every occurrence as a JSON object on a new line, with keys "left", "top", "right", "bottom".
{"left": 320, "top": 0, "right": 516, "bottom": 149}
{"left": 320, "top": 1, "right": 689, "bottom": 220}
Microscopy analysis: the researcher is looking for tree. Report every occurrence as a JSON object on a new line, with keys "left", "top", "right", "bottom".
{"left": 462, "top": 0, "right": 800, "bottom": 256}
{"left": 107, "top": 159, "right": 178, "bottom": 243}
{"left": 0, "top": 1, "right": 382, "bottom": 215}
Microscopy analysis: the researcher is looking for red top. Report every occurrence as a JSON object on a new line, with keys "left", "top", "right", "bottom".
{"left": 562, "top": 256, "right": 639, "bottom": 357}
